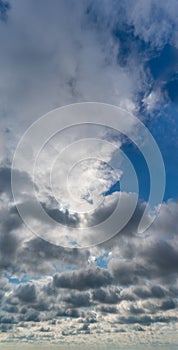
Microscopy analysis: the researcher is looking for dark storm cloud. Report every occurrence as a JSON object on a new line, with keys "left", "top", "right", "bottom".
{"left": 0, "top": 214, "right": 21, "bottom": 271}
{"left": 141, "top": 240, "right": 178, "bottom": 278}
{"left": 0, "top": 166, "right": 34, "bottom": 198}
{"left": 19, "top": 237, "right": 90, "bottom": 273}
{"left": 0, "top": 323, "right": 13, "bottom": 332}
{"left": 56, "top": 307, "right": 84, "bottom": 319}
{"left": 109, "top": 259, "right": 147, "bottom": 286}
{"left": 98, "top": 200, "right": 146, "bottom": 253}
{"left": 15, "top": 283, "right": 37, "bottom": 303}
{"left": 2, "top": 304, "right": 19, "bottom": 314}
{"left": 0, "top": 274, "right": 177, "bottom": 337}
{"left": 23, "top": 310, "right": 40, "bottom": 323}
{"left": 92, "top": 286, "right": 120, "bottom": 304}
{"left": 0, "top": 166, "right": 89, "bottom": 274}
{"left": 160, "top": 299, "right": 176, "bottom": 311}
{"left": 0, "top": 314, "right": 16, "bottom": 324}
{"left": 53, "top": 267, "right": 113, "bottom": 290}
{"left": 0, "top": 220, "right": 89, "bottom": 274}
{"left": 2, "top": 282, "right": 51, "bottom": 323}
{"left": 0, "top": 212, "right": 87, "bottom": 276}
{"left": 107, "top": 225, "right": 178, "bottom": 287}
{"left": 62, "top": 291, "right": 91, "bottom": 307}
{"left": 151, "top": 285, "right": 166, "bottom": 298}
{"left": 98, "top": 305, "right": 118, "bottom": 314}
{"left": 12, "top": 186, "right": 81, "bottom": 229}
{"left": 133, "top": 285, "right": 166, "bottom": 299}
{"left": 128, "top": 304, "right": 145, "bottom": 315}
{"left": 0, "top": 166, "right": 11, "bottom": 194}
{"left": 118, "top": 314, "right": 178, "bottom": 326}
{"left": 0, "top": 164, "right": 81, "bottom": 229}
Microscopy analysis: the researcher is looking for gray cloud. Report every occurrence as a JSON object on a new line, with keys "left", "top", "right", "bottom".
{"left": 97, "top": 305, "right": 118, "bottom": 314}
{"left": 62, "top": 291, "right": 91, "bottom": 308}
{"left": 92, "top": 286, "right": 120, "bottom": 304}
{"left": 133, "top": 285, "right": 166, "bottom": 299}
{"left": 53, "top": 267, "right": 113, "bottom": 291}
{"left": 109, "top": 259, "right": 147, "bottom": 286}
{"left": 108, "top": 238, "right": 178, "bottom": 287}
{"left": 160, "top": 299, "right": 176, "bottom": 311}
{"left": 141, "top": 240, "right": 178, "bottom": 279}
{"left": 15, "top": 283, "right": 37, "bottom": 303}
{"left": 0, "top": 165, "right": 90, "bottom": 274}
{"left": 118, "top": 314, "right": 178, "bottom": 326}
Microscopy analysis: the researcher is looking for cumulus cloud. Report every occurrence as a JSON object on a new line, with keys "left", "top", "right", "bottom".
{"left": 0, "top": 0, "right": 178, "bottom": 347}
{"left": 0, "top": 0, "right": 136, "bottom": 163}
{"left": 1, "top": 161, "right": 178, "bottom": 326}
{"left": 53, "top": 266, "right": 113, "bottom": 291}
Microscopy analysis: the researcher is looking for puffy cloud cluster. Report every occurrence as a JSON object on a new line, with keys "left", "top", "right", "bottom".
{"left": 0, "top": 158, "right": 178, "bottom": 346}
{"left": 1, "top": 0, "right": 177, "bottom": 160}
{"left": 0, "top": 160, "right": 178, "bottom": 345}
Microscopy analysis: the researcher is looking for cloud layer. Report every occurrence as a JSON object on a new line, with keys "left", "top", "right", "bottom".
{"left": 0, "top": 0, "right": 178, "bottom": 347}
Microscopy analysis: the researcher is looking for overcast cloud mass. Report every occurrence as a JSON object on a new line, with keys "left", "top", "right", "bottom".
{"left": 0, "top": 1, "right": 178, "bottom": 349}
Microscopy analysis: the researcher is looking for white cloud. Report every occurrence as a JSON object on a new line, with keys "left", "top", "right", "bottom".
{"left": 0, "top": 0, "right": 138, "bottom": 162}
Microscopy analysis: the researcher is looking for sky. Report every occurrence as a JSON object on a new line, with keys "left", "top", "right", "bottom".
{"left": 0, "top": 0, "right": 178, "bottom": 349}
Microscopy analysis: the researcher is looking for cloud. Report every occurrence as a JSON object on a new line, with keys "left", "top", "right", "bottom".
{"left": 133, "top": 285, "right": 166, "bottom": 299}
{"left": 0, "top": 0, "right": 178, "bottom": 346}
{"left": 15, "top": 283, "right": 37, "bottom": 303}
{"left": 92, "top": 286, "right": 120, "bottom": 304}
{"left": 109, "top": 259, "right": 147, "bottom": 286}
{"left": 0, "top": 165, "right": 90, "bottom": 274}
{"left": 107, "top": 228, "right": 178, "bottom": 287}
{"left": 62, "top": 291, "right": 91, "bottom": 308}
{"left": 53, "top": 266, "right": 113, "bottom": 290}
{"left": 91, "top": 0, "right": 178, "bottom": 49}
{"left": 4, "top": 0, "right": 176, "bottom": 164}
{"left": 0, "top": 0, "right": 137, "bottom": 163}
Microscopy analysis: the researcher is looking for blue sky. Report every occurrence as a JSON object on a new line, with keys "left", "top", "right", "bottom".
{"left": 0, "top": 0, "right": 178, "bottom": 348}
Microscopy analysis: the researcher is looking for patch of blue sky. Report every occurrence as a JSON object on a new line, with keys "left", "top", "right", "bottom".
{"left": 106, "top": 102, "right": 178, "bottom": 204}
{"left": 113, "top": 23, "right": 150, "bottom": 67}
{"left": 148, "top": 43, "right": 178, "bottom": 80}
{"left": 147, "top": 103, "right": 178, "bottom": 201}
{"left": 52, "top": 263, "right": 79, "bottom": 273}
{"left": 136, "top": 42, "right": 178, "bottom": 201}
{"left": 4, "top": 273, "right": 29, "bottom": 284}
{"left": 95, "top": 252, "right": 110, "bottom": 269}
{"left": 121, "top": 140, "right": 150, "bottom": 202}
{"left": 104, "top": 180, "right": 120, "bottom": 196}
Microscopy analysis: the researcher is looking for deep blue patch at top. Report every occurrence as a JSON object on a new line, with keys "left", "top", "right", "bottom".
{"left": 147, "top": 44, "right": 178, "bottom": 103}
{"left": 121, "top": 140, "right": 150, "bottom": 203}
{"left": 164, "top": 73, "right": 178, "bottom": 103}
{"left": 142, "top": 104, "right": 178, "bottom": 201}
{"left": 148, "top": 44, "right": 178, "bottom": 80}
